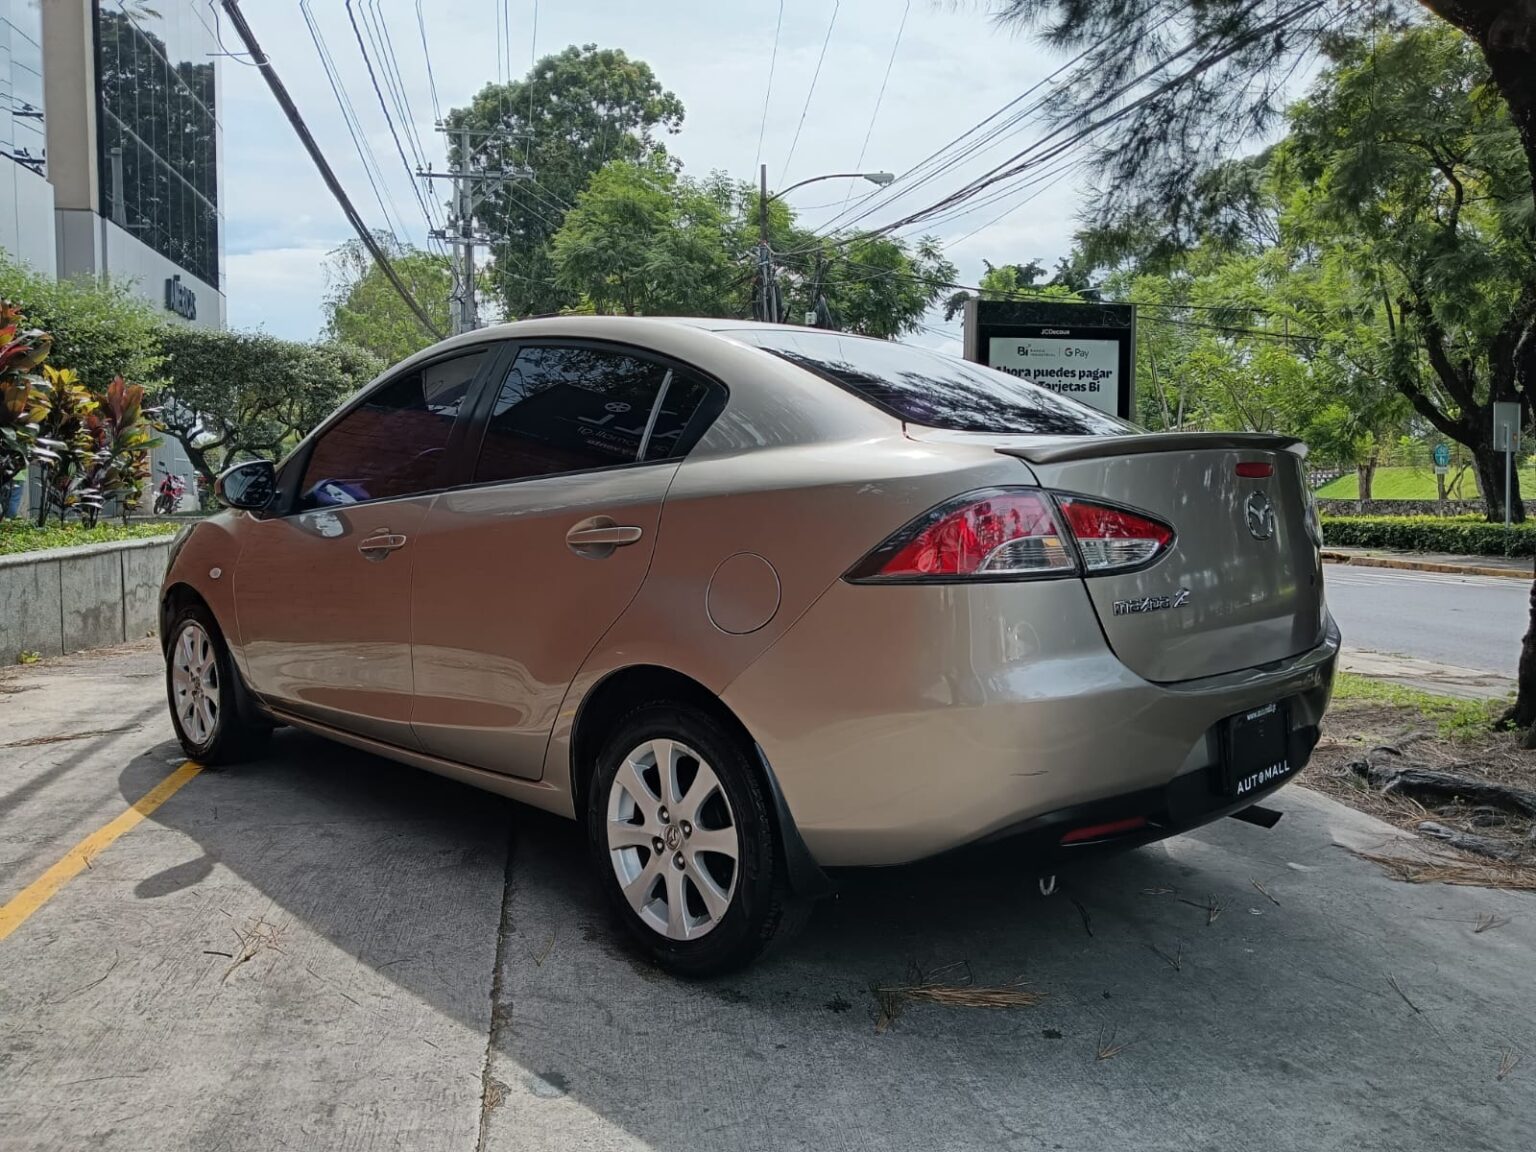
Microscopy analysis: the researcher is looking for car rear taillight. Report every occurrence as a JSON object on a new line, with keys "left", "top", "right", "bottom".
{"left": 1056, "top": 497, "right": 1174, "bottom": 572}
{"left": 848, "top": 489, "right": 1175, "bottom": 583}
{"left": 846, "top": 490, "right": 1075, "bottom": 581}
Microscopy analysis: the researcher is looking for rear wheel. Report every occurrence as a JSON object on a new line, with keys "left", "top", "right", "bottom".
{"left": 586, "top": 703, "right": 802, "bottom": 976}
{"left": 165, "top": 604, "right": 269, "bottom": 765}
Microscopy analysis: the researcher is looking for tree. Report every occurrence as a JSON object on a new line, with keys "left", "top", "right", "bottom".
{"left": 154, "top": 328, "right": 383, "bottom": 487}
{"left": 551, "top": 160, "right": 741, "bottom": 316}
{"left": 447, "top": 45, "right": 685, "bottom": 318}
{"left": 549, "top": 158, "right": 957, "bottom": 335}
{"left": 322, "top": 235, "right": 452, "bottom": 365}
{"left": 0, "top": 256, "right": 163, "bottom": 391}
{"left": 1280, "top": 24, "right": 1532, "bottom": 519}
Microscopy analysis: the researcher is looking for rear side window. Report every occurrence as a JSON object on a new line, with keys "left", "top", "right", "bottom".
{"left": 726, "top": 329, "right": 1134, "bottom": 437}
{"left": 298, "top": 351, "right": 484, "bottom": 508}
{"left": 643, "top": 370, "right": 715, "bottom": 462}
{"left": 474, "top": 345, "right": 715, "bottom": 482}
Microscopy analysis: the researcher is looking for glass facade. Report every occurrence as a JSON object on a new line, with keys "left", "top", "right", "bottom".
{"left": 95, "top": 0, "right": 221, "bottom": 287}
{"left": 0, "top": 0, "right": 45, "bottom": 175}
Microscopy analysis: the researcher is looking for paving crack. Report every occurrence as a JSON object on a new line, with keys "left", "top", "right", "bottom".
{"left": 475, "top": 817, "right": 517, "bottom": 1152}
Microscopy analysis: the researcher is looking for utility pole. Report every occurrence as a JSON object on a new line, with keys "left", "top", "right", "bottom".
{"left": 757, "top": 163, "right": 776, "bottom": 323}
{"left": 420, "top": 126, "right": 531, "bottom": 334}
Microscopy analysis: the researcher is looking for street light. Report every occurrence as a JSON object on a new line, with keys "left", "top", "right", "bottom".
{"left": 756, "top": 165, "right": 895, "bottom": 321}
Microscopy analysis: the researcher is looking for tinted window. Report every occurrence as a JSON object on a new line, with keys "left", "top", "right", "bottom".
{"left": 475, "top": 346, "right": 672, "bottom": 483}
{"left": 643, "top": 371, "right": 715, "bottom": 462}
{"left": 299, "top": 352, "right": 484, "bottom": 508}
{"left": 726, "top": 329, "right": 1135, "bottom": 437}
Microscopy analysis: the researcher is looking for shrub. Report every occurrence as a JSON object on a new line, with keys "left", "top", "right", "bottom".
{"left": 1320, "top": 514, "right": 1536, "bottom": 557}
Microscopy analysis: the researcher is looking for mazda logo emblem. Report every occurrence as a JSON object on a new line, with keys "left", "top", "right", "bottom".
{"left": 1245, "top": 491, "right": 1276, "bottom": 541}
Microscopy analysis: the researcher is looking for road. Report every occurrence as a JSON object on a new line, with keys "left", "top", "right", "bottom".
{"left": 1325, "top": 565, "right": 1528, "bottom": 676}
{"left": 2, "top": 642, "right": 1534, "bottom": 1152}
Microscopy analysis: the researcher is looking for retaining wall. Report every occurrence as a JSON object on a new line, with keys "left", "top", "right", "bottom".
{"left": 0, "top": 536, "right": 173, "bottom": 661}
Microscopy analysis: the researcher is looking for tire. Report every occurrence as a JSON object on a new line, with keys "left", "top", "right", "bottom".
{"left": 165, "top": 603, "right": 270, "bottom": 765}
{"left": 586, "top": 702, "right": 804, "bottom": 976}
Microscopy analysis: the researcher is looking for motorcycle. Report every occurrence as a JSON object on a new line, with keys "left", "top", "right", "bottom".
{"left": 154, "top": 464, "right": 188, "bottom": 515}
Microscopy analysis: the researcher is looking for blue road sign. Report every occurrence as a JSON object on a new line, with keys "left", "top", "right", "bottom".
{"left": 1433, "top": 443, "right": 1451, "bottom": 468}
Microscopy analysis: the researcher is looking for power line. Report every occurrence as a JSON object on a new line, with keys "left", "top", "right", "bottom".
{"left": 299, "top": 0, "right": 405, "bottom": 238}
{"left": 860, "top": 1, "right": 1327, "bottom": 239}
{"left": 220, "top": 0, "right": 444, "bottom": 340}
{"left": 345, "top": 0, "right": 437, "bottom": 233}
{"left": 839, "top": 0, "right": 908, "bottom": 213}
{"left": 753, "top": 1, "right": 784, "bottom": 179}
{"left": 414, "top": 0, "right": 442, "bottom": 123}
{"left": 780, "top": 0, "right": 840, "bottom": 182}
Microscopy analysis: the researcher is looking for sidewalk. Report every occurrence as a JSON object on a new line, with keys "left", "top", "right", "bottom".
{"left": 1339, "top": 648, "right": 1515, "bottom": 700}
{"left": 1322, "top": 544, "right": 1532, "bottom": 580}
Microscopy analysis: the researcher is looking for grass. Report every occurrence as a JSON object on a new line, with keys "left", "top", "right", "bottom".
{"left": 0, "top": 519, "right": 178, "bottom": 557}
{"left": 1318, "top": 465, "right": 1536, "bottom": 500}
{"left": 1331, "top": 672, "right": 1504, "bottom": 736}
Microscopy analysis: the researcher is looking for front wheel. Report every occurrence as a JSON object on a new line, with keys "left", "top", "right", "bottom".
{"left": 165, "top": 604, "right": 269, "bottom": 765}
{"left": 586, "top": 703, "right": 804, "bottom": 976}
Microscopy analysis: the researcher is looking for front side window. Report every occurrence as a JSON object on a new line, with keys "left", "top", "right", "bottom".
{"left": 475, "top": 345, "right": 675, "bottom": 483}
{"left": 299, "top": 351, "right": 484, "bottom": 509}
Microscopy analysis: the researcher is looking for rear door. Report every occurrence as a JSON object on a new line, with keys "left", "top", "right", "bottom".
{"left": 234, "top": 349, "right": 488, "bottom": 745}
{"left": 408, "top": 342, "right": 721, "bottom": 778}
{"left": 1013, "top": 435, "right": 1324, "bottom": 683}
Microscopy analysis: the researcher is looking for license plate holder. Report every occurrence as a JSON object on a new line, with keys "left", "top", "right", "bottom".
{"left": 1219, "top": 701, "right": 1295, "bottom": 798}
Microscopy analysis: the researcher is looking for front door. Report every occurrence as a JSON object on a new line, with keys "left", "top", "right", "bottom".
{"left": 409, "top": 342, "right": 719, "bottom": 778}
{"left": 235, "top": 349, "right": 487, "bottom": 746}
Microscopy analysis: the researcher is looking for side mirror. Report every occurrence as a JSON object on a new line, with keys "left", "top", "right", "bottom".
{"left": 215, "top": 459, "right": 277, "bottom": 512}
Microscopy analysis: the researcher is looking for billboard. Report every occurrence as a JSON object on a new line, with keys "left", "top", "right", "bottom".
{"left": 963, "top": 299, "right": 1136, "bottom": 420}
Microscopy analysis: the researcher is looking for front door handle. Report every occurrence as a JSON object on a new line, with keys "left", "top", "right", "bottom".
{"left": 358, "top": 528, "right": 408, "bottom": 560}
{"left": 566, "top": 517, "right": 643, "bottom": 559}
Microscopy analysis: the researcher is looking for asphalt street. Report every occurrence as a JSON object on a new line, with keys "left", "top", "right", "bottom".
{"left": 2, "top": 641, "right": 1534, "bottom": 1151}
{"left": 1325, "top": 565, "right": 1528, "bottom": 677}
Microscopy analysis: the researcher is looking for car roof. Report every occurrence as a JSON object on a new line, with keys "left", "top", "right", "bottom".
{"left": 389, "top": 315, "right": 891, "bottom": 369}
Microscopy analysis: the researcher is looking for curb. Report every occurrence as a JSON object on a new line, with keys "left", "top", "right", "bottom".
{"left": 1322, "top": 550, "right": 1530, "bottom": 581}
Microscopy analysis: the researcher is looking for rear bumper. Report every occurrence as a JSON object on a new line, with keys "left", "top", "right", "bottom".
{"left": 722, "top": 577, "right": 1338, "bottom": 867}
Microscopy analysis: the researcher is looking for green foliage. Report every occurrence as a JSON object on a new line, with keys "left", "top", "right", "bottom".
{"left": 0, "top": 301, "right": 52, "bottom": 493}
{"left": 1331, "top": 672, "right": 1504, "bottom": 737}
{"left": 0, "top": 518, "right": 177, "bottom": 556}
{"left": 1321, "top": 514, "right": 1536, "bottom": 556}
{"left": 1317, "top": 465, "right": 1536, "bottom": 499}
{"left": 0, "top": 256, "right": 164, "bottom": 391}
{"left": 322, "top": 235, "right": 452, "bottom": 363}
{"left": 550, "top": 158, "right": 956, "bottom": 336}
{"left": 155, "top": 327, "right": 383, "bottom": 485}
{"left": 80, "top": 376, "right": 158, "bottom": 525}
{"left": 552, "top": 159, "right": 739, "bottom": 316}
{"left": 31, "top": 365, "right": 99, "bottom": 525}
{"left": 448, "top": 44, "right": 685, "bottom": 318}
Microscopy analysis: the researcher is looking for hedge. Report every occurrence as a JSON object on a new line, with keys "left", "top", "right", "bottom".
{"left": 1320, "top": 515, "right": 1536, "bottom": 558}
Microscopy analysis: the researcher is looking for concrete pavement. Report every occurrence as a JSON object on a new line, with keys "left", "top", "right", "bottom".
{"left": 3, "top": 642, "right": 1534, "bottom": 1151}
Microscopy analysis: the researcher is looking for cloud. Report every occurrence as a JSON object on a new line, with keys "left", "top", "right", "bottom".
{"left": 225, "top": 246, "right": 337, "bottom": 340}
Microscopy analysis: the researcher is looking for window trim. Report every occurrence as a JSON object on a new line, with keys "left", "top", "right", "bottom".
{"left": 272, "top": 345, "right": 499, "bottom": 518}
{"left": 455, "top": 337, "right": 728, "bottom": 494}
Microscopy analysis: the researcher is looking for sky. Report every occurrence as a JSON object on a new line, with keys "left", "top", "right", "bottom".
{"left": 222, "top": 0, "right": 1092, "bottom": 350}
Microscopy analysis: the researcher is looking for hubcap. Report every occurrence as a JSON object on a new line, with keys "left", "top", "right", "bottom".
{"left": 170, "top": 622, "right": 220, "bottom": 746}
{"left": 606, "top": 737, "right": 739, "bottom": 941}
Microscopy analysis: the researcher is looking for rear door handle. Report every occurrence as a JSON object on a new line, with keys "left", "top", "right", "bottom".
{"left": 359, "top": 529, "right": 408, "bottom": 560}
{"left": 566, "top": 518, "right": 643, "bottom": 559}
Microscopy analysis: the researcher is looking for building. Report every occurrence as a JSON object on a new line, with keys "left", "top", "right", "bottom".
{"left": 1, "top": 0, "right": 225, "bottom": 514}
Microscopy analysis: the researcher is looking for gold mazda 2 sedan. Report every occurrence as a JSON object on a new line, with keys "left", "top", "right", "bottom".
{"left": 161, "top": 317, "right": 1338, "bottom": 974}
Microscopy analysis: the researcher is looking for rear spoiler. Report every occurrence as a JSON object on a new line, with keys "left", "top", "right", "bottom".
{"left": 995, "top": 432, "right": 1305, "bottom": 466}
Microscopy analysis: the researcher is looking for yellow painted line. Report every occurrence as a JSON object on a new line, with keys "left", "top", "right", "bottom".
{"left": 0, "top": 760, "right": 203, "bottom": 943}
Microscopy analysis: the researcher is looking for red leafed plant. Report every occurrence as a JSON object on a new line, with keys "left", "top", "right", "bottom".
{"left": 0, "top": 300, "right": 54, "bottom": 501}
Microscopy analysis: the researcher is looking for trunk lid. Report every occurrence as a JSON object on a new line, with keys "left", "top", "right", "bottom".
{"left": 996, "top": 433, "right": 1325, "bottom": 683}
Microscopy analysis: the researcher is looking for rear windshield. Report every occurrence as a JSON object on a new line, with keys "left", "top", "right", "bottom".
{"left": 725, "top": 329, "right": 1136, "bottom": 437}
